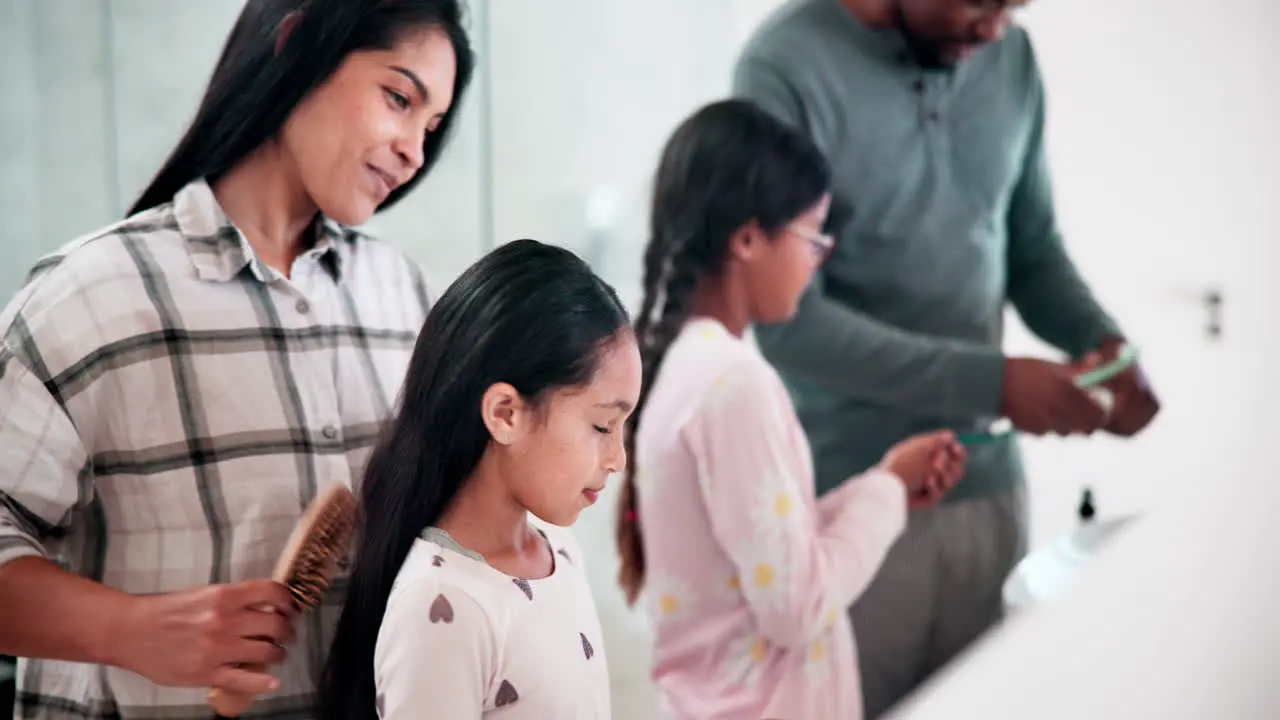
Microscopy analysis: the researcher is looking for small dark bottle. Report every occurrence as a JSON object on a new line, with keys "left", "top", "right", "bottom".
{"left": 1078, "top": 487, "right": 1097, "bottom": 523}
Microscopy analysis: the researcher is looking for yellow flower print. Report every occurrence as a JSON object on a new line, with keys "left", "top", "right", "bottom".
{"left": 720, "top": 633, "right": 769, "bottom": 689}
{"left": 644, "top": 573, "right": 695, "bottom": 625}
{"left": 750, "top": 481, "right": 803, "bottom": 547}
{"left": 804, "top": 634, "right": 834, "bottom": 686}
{"left": 753, "top": 562, "right": 775, "bottom": 589}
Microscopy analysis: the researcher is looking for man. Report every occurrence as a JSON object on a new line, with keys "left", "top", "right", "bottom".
{"left": 732, "top": 0, "right": 1160, "bottom": 716}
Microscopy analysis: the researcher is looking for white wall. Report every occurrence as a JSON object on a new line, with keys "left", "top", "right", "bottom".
{"left": 1005, "top": 0, "right": 1280, "bottom": 547}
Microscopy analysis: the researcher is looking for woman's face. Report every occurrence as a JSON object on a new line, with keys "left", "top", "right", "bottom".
{"left": 740, "top": 193, "right": 833, "bottom": 324}
{"left": 484, "top": 330, "right": 643, "bottom": 528}
{"left": 280, "top": 26, "right": 457, "bottom": 226}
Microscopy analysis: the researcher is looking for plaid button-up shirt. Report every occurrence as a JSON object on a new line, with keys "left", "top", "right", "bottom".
{"left": 0, "top": 179, "right": 431, "bottom": 719}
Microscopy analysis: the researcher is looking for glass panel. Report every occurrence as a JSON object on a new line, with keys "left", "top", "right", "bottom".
{"left": 486, "top": 0, "right": 760, "bottom": 312}
{"left": 0, "top": 0, "right": 115, "bottom": 296}
{"left": 106, "top": 1, "right": 247, "bottom": 211}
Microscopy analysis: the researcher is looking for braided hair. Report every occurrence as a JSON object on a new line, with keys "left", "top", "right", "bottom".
{"left": 616, "top": 99, "right": 831, "bottom": 606}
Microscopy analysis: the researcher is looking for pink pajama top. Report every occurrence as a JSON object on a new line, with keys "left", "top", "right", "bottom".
{"left": 634, "top": 318, "right": 908, "bottom": 719}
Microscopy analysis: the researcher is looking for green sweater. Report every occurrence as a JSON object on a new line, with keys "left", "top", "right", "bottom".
{"left": 733, "top": 0, "right": 1120, "bottom": 501}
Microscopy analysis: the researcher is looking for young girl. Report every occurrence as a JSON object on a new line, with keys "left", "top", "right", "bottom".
{"left": 319, "top": 239, "right": 639, "bottom": 719}
{"left": 615, "top": 100, "right": 969, "bottom": 719}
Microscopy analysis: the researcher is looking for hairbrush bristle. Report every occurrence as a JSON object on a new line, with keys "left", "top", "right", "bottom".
{"left": 283, "top": 488, "right": 357, "bottom": 611}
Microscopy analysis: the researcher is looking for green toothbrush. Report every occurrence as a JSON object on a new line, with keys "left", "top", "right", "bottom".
{"left": 958, "top": 344, "right": 1140, "bottom": 446}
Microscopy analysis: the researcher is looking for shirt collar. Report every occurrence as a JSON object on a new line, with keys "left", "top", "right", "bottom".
{"left": 173, "top": 178, "right": 347, "bottom": 283}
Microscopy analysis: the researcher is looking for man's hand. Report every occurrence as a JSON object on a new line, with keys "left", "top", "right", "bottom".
{"left": 110, "top": 579, "right": 298, "bottom": 695}
{"left": 1001, "top": 357, "right": 1109, "bottom": 436}
{"left": 1096, "top": 337, "right": 1161, "bottom": 437}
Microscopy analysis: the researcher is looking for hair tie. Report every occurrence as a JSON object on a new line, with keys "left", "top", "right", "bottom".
{"left": 624, "top": 510, "right": 638, "bottom": 524}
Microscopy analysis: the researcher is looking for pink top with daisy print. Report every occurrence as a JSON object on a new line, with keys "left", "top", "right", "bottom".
{"left": 633, "top": 317, "right": 908, "bottom": 720}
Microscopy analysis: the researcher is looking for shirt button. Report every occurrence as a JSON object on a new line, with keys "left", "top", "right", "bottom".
{"left": 322, "top": 425, "right": 339, "bottom": 440}
{"left": 928, "top": 111, "right": 941, "bottom": 122}
{"left": 911, "top": 79, "right": 924, "bottom": 93}
{"left": 296, "top": 299, "right": 311, "bottom": 314}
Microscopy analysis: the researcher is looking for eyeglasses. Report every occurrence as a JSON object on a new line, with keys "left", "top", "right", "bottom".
{"left": 786, "top": 225, "right": 835, "bottom": 258}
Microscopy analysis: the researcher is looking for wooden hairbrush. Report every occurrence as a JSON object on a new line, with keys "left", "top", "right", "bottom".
{"left": 206, "top": 483, "right": 358, "bottom": 717}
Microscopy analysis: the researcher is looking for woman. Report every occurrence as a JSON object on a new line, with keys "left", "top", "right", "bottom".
{"left": 615, "top": 99, "right": 969, "bottom": 719}
{"left": 0, "top": 2, "right": 472, "bottom": 718}
{"left": 318, "top": 239, "right": 637, "bottom": 719}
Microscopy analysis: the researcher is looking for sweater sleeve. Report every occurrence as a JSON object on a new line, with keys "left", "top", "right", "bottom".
{"left": 0, "top": 342, "right": 91, "bottom": 569}
{"left": 681, "top": 352, "right": 908, "bottom": 649}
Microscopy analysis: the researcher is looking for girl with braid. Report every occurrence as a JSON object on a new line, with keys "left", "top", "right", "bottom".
{"left": 615, "top": 99, "right": 968, "bottom": 720}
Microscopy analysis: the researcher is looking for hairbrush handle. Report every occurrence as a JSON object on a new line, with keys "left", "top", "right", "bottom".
{"left": 205, "top": 485, "right": 355, "bottom": 717}
{"left": 204, "top": 604, "right": 285, "bottom": 717}
{"left": 206, "top": 668, "right": 267, "bottom": 717}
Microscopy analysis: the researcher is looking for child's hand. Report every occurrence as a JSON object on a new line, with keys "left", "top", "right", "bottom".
{"left": 879, "top": 430, "right": 967, "bottom": 508}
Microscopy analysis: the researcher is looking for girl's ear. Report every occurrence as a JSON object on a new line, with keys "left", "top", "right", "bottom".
{"left": 727, "top": 220, "right": 765, "bottom": 263}
{"left": 480, "top": 382, "right": 528, "bottom": 445}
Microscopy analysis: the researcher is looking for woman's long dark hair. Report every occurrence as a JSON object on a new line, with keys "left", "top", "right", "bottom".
{"left": 318, "top": 239, "right": 630, "bottom": 720}
{"left": 128, "top": 0, "right": 474, "bottom": 216}
{"left": 616, "top": 99, "right": 831, "bottom": 605}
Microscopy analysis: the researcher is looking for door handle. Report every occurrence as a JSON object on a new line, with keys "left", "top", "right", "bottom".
{"left": 1168, "top": 285, "right": 1225, "bottom": 340}
{"left": 1204, "top": 288, "right": 1223, "bottom": 339}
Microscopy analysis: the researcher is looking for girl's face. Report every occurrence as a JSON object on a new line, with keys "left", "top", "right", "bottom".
{"left": 280, "top": 25, "right": 457, "bottom": 226}
{"left": 483, "top": 330, "right": 643, "bottom": 527}
{"left": 737, "top": 194, "right": 833, "bottom": 324}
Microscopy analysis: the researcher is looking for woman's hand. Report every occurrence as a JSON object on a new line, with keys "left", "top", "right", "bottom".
{"left": 112, "top": 579, "right": 298, "bottom": 695}
{"left": 879, "top": 430, "right": 968, "bottom": 508}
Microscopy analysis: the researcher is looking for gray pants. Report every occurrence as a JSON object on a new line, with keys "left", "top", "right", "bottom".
{"left": 850, "top": 487, "right": 1028, "bottom": 719}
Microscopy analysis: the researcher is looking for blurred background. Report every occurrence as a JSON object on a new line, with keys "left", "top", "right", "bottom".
{"left": 2, "top": 0, "right": 1278, "bottom": 717}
